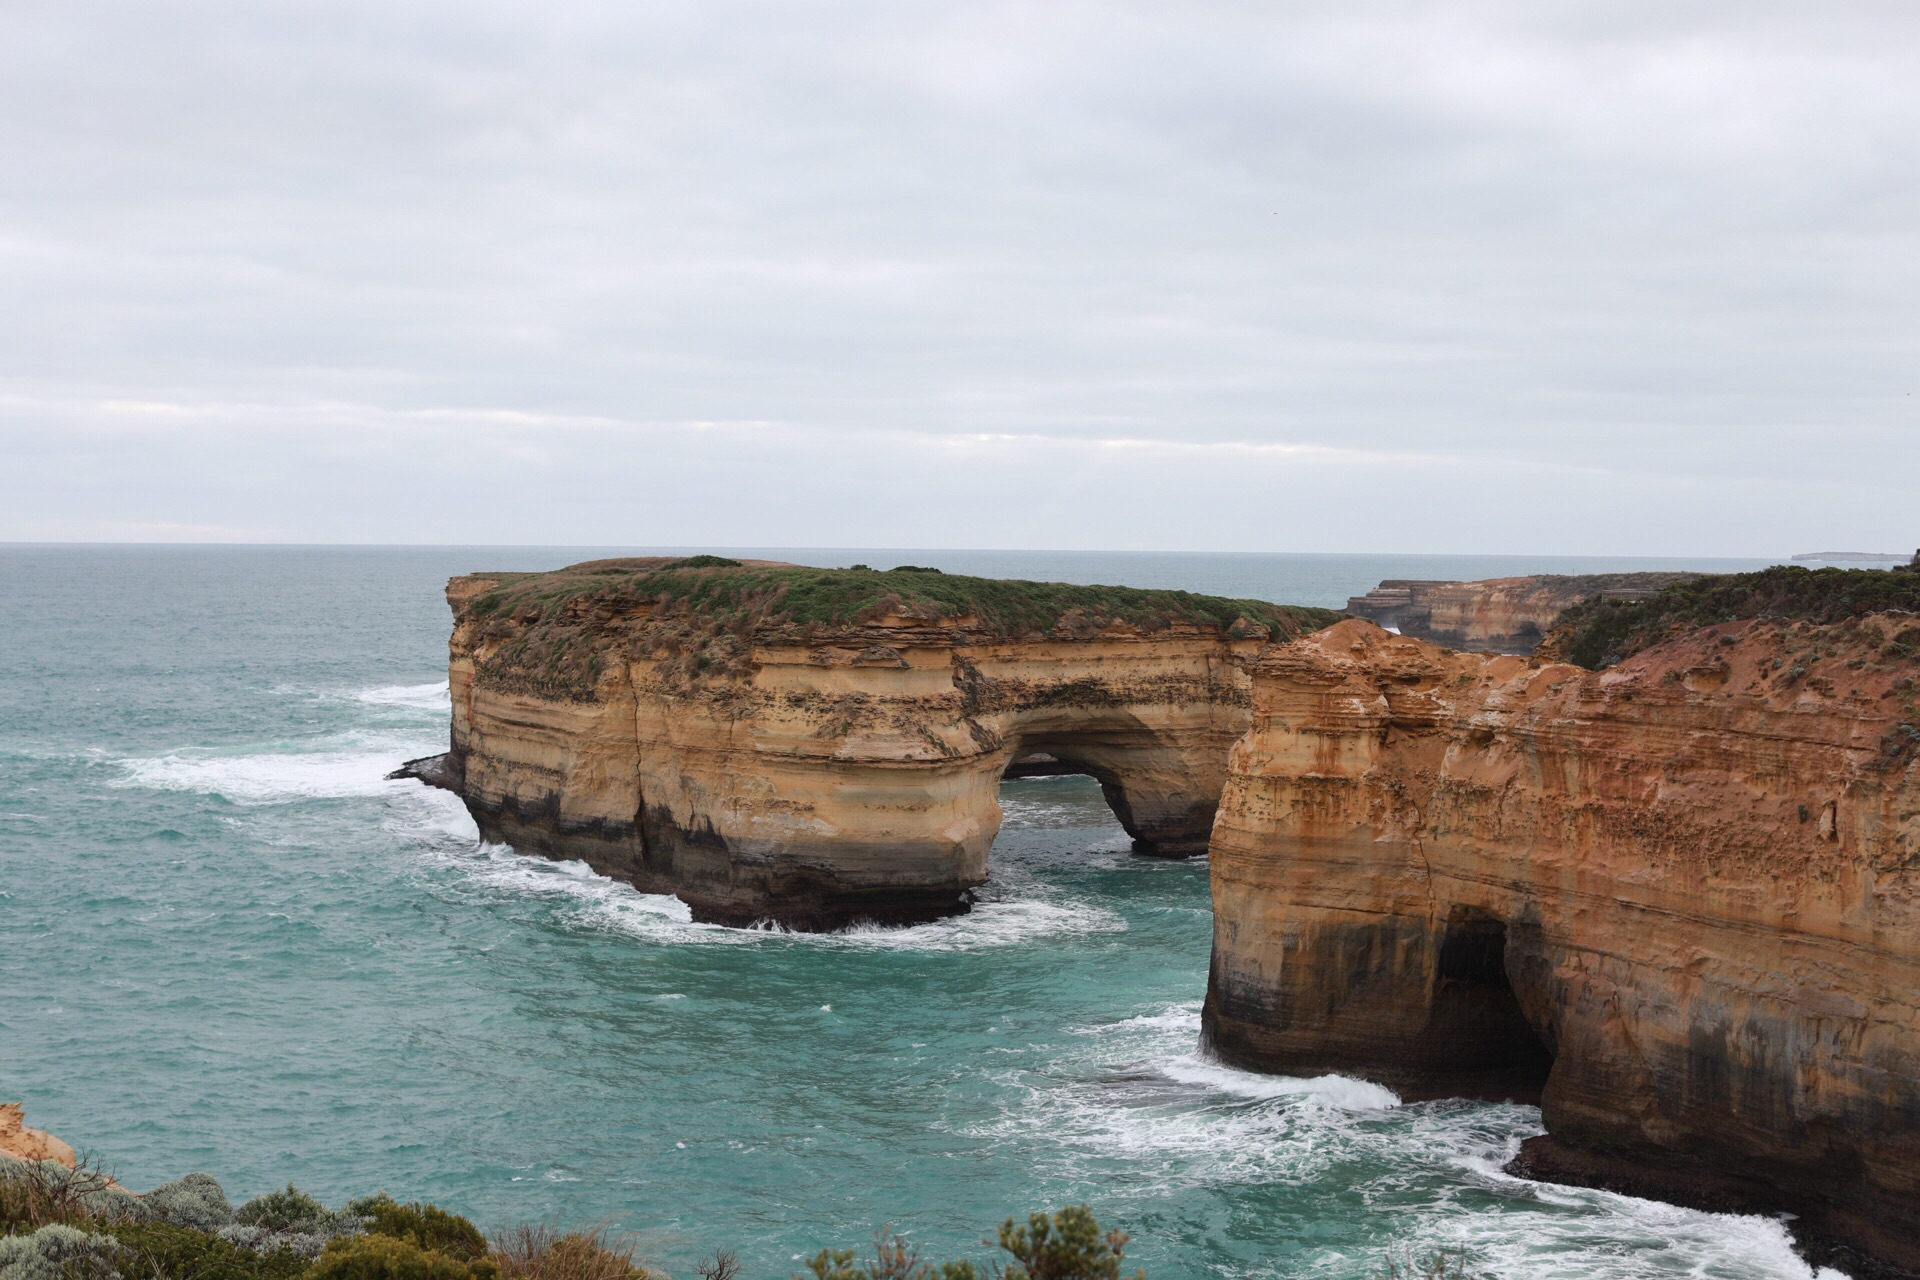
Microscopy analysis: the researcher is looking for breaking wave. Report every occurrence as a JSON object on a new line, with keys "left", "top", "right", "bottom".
{"left": 115, "top": 734, "right": 440, "bottom": 805}
{"left": 428, "top": 842, "right": 1126, "bottom": 953}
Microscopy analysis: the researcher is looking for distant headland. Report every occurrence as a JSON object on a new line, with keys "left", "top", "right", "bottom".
{"left": 1793, "top": 549, "right": 1919, "bottom": 564}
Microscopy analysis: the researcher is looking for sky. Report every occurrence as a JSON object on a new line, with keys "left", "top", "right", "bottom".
{"left": 2, "top": 1, "right": 1916, "bottom": 554}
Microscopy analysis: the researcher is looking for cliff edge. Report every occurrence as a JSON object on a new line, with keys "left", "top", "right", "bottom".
{"left": 1205, "top": 613, "right": 1920, "bottom": 1273}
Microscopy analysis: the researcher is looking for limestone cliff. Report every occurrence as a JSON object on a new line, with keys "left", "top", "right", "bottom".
{"left": 412, "top": 558, "right": 1339, "bottom": 929}
{"left": 0, "top": 1104, "right": 76, "bottom": 1169}
{"left": 1205, "top": 615, "right": 1920, "bottom": 1271}
{"left": 1345, "top": 573, "right": 1702, "bottom": 653}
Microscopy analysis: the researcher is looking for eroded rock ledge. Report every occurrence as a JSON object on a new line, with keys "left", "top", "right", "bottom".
{"left": 417, "top": 558, "right": 1339, "bottom": 929}
{"left": 1205, "top": 615, "right": 1920, "bottom": 1273}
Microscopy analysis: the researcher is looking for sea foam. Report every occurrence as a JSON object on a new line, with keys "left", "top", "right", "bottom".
{"left": 116, "top": 736, "right": 440, "bottom": 805}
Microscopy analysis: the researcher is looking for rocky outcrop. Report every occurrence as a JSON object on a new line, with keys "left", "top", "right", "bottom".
{"left": 414, "top": 559, "right": 1337, "bottom": 929}
{"left": 1345, "top": 573, "right": 1702, "bottom": 653}
{"left": 1205, "top": 616, "right": 1920, "bottom": 1273}
{"left": 0, "top": 1104, "right": 76, "bottom": 1169}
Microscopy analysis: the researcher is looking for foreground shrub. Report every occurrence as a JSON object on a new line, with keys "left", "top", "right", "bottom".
{"left": 0, "top": 1157, "right": 144, "bottom": 1233}
{"left": 490, "top": 1225, "right": 652, "bottom": 1280}
{"left": 142, "top": 1175, "right": 233, "bottom": 1233}
{"left": 802, "top": 1231, "right": 977, "bottom": 1280}
{"left": 222, "top": 1185, "right": 361, "bottom": 1259}
{"left": 356, "top": 1198, "right": 487, "bottom": 1262}
{"left": 107, "top": 1221, "right": 309, "bottom": 1280}
{"left": 994, "top": 1207, "right": 1140, "bottom": 1280}
{"left": 0, "top": 1222, "right": 124, "bottom": 1280}
{"left": 234, "top": 1187, "right": 338, "bottom": 1237}
{"left": 311, "top": 1234, "right": 499, "bottom": 1280}
{"left": 800, "top": 1207, "right": 1142, "bottom": 1280}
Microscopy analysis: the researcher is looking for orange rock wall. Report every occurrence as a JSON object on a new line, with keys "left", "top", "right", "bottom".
{"left": 0, "top": 1103, "right": 75, "bottom": 1168}
{"left": 442, "top": 581, "right": 1272, "bottom": 927}
{"left": 1205, "top": 617, "right": 1920, "bottom": 1269}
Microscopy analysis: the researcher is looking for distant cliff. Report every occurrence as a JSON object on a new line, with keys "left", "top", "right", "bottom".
{"left": 1205, "top": 615, "right": 1920, "bottom": 1274}
{"left": 1345, "top": 573, "right": 1703, "bottom": 653}
{"left": 409, "top": 558, "right": 1339, "bottom": 928}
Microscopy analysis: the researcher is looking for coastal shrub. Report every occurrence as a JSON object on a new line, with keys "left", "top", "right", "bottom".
{"left": 0, "top": 1161, "right": 87, "bottom": 1234}
{"left": 215, "top": 1226, "right": 337, "bottom": 1263}
{"left": 310, "top": 1233, "right": 499, "bottom": 1280}
{"left": 233, "top": 1189, "right": 353, "bottom": 1235}
{"left": 994, "top": 1206, "right": 1141, "bottom": 1280}
{"left": 355, "top": 1197, "right": 486, "bottom": 1262}
{"left": 142, "top": 1174, "right": 232, "bottom": 1233}
{"left": 107, "top": 1222, "right": 309, "bottom": 1280}
{"left": 0, "top": 1223, "right": 124, "bottom": 1280}
{"left": 0, "top": 1158, "right": 145, "bottom": 1232}
{"left": 234, "top": 1186, "right": 336, "bottom": 1236}
{"left": 490, "top": 1225, "right": 653, "bottom": 1280}
{"left": 799, "top": 1208, "right": 1141, "bottom": 1280}
{"left": 222, "top": 1185, "right": 361, "bottom": 1259}
{"left": 801, "top": 1231, "right": 977, "bottom": 1280}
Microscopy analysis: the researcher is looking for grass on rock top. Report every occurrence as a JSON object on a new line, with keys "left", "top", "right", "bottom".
{"left": 1548, "top": 563, "right": 1920, "bottom": 669}
{"left": 461, "top": 558, "right": 1343, "bottom": 642}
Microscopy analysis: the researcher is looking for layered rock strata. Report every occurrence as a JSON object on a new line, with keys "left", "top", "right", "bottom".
{"left": 1205, "top": 615, "right": 1920, "bottom": 1271}
{"left": 1345, "top": 573, "right": 1702, "bottom": 653}
{"left": 412, "top": 560, "right": 1336, "bottom": 929}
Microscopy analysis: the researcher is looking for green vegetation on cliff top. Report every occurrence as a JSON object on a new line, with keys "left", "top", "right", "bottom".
{"left": 462, "top": 558, "right": 1343, "bottom": 642}
{"left": 1549, "top": 562, "right": 1920, "bottom": 669}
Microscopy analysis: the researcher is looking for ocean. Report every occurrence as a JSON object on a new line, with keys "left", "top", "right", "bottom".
{"left": 0, "top": 544, "right": 1844, "bottom": 1280}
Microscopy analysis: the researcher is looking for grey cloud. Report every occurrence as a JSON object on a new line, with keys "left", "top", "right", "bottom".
{"left": 2, "top": 0, "right": 1916, "bottom": 551}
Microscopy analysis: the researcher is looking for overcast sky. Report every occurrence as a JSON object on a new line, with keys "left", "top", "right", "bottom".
{"left": 2, "top": 1, "right": 1915, "bottom": 554}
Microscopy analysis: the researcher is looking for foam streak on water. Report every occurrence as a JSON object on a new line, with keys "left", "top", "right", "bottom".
{"left": 0, "top": 546, "right": 1835, "bottom": 1280}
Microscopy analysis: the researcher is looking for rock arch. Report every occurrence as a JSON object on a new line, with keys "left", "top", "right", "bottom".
{"left": 416, "top": 575, "right": 1297, "bottom": 929}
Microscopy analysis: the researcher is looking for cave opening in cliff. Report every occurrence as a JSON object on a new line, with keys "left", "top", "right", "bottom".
{"left": 1431, "top": 906, "right": 1556, "bottom": 1102}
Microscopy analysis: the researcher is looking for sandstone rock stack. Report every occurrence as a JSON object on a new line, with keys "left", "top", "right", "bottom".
{"left": 412, "top": 559, "right": 1336, "bottom": 928}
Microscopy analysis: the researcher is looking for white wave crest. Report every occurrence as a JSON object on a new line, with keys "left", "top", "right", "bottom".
{"left": 974, "top": 1031, "right": 1835, "bottom": 1280}
{"left": 831, "top": 897, "right": 1125, "bottom": 952}
{"left": 1161, "top": 1056, "right": 1401, "bottom": 1109}
{"left": 353, "top": 681, "right": 451, "bottom": 711}
{"left": 436, "top": 843, "right": 1125, "bottom": 952}
{"left": 116, "top": 738, "right": 439, "bottom": 805}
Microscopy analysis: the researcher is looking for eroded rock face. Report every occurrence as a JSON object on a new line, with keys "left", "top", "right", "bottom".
{"left": 1205, "top": 617, "right": 1920, "bottom": 1271}
{"left": 427, "top": 572, "right": 1312, "bottom": 929}
{"left": 1345, "top": 573, "right": 1701, "bottom": 653}
{"left": 0, "top": 1103, "right": 76, "bottom": 1168}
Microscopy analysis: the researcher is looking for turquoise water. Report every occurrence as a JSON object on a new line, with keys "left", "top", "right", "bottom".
{"left": 1, "top": 546, "right": 1840, "bottom": 1280}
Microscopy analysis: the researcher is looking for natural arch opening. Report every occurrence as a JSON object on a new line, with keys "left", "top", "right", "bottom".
{"left": 997, "top": 734, "right": 1216, "bottom": 858}
{"left": 1428, "top": 905, "right": 1555, "bottom": 1103}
